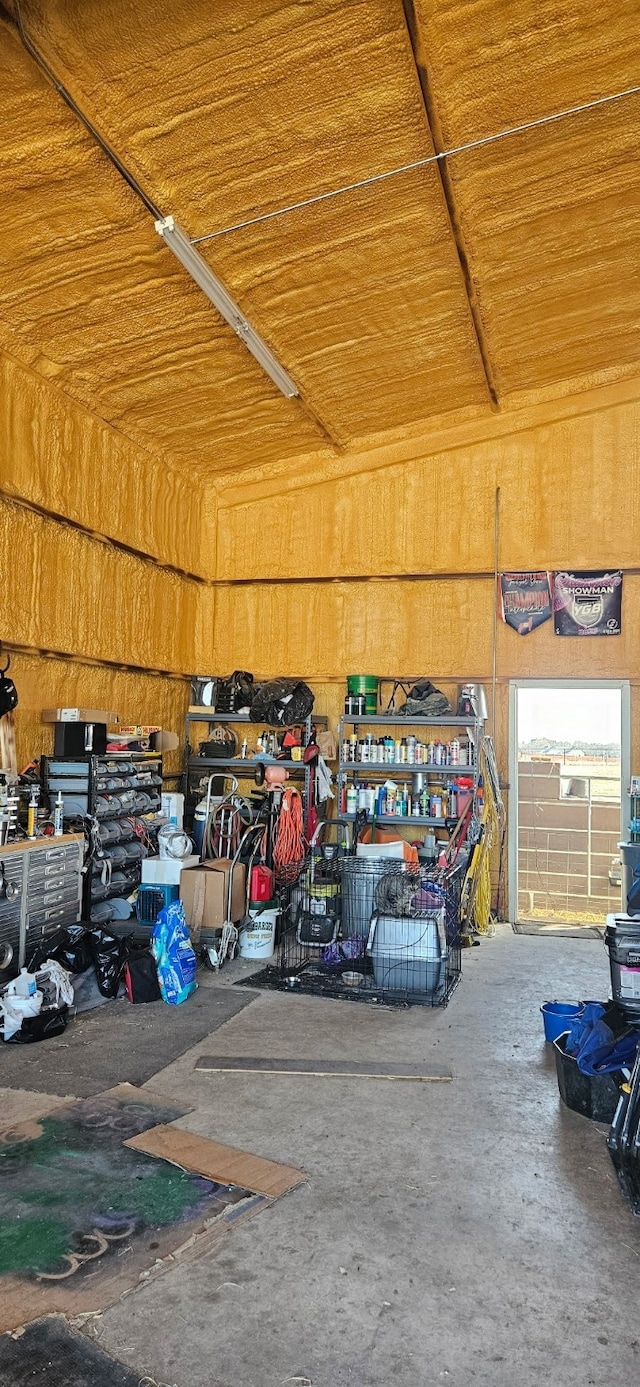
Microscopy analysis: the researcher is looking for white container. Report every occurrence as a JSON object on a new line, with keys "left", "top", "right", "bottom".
{"left": 141, "top": 855, "right": 199, "bottom": 885}
{"left": 238, "top": 907, "right": 278, "bottom": 960}
{"left": 8, "top": 968, "right": 38, "bottom": 998}
{"left": 161, "top": 792, "right": 184, "bottom": 828}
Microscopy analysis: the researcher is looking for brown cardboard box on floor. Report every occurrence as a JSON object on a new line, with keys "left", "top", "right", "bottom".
{"left": 179, "top": 860, "right": 246, "bottom": 942}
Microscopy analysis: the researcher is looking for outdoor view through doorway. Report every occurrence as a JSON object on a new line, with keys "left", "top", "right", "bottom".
{"left": 514, "top": 683, "right": 626, "bottom": 926}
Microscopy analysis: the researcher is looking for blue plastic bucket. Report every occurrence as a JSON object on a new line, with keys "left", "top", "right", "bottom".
{"left": 540, "top": 1001, "right": 583, "bottom": 1043}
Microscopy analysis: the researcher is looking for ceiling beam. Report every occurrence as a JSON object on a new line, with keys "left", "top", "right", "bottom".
{"left": 401, "top": 0, "right": 500, "bottom": 410}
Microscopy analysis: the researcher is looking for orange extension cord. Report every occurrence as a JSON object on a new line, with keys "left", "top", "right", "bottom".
{"left": 271, "top": 787, "right": 306, "bottom": 884}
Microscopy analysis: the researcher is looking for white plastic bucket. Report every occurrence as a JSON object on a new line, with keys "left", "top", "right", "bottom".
{"left": 239, "top": 907, "right": 278, "bottom": 960}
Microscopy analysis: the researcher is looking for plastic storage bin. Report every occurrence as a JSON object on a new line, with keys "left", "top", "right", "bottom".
{"left": 367, "top": 909, "right": 447, "bottom": 998}
{"left": 604, "top": 913, "right": 640, "bottom": 1020}
{"left": 620, "top": 842, "right": 640, "bottom": 916}
{"left": 553, "top": 1032, "right": 621, "bottom": 1123}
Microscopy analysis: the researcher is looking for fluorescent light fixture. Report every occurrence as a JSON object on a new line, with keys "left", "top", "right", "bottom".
{"left": 155, "top": 215, "right": 299, "bottom": 399}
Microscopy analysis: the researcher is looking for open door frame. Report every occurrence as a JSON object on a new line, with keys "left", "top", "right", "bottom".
{"left": 508, "top": 679, "right": 630, "bottom": 924}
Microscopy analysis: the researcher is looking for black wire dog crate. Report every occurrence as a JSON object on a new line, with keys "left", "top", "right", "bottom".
{"left": 276, "top": 851, "right": 462, "bottom": 1006}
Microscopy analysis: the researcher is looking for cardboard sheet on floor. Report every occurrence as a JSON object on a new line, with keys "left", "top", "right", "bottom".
{"left": 125, "top": 1124, "right": 307, "bottom": 1198}
{"left": 194, "top": 1056, "right": 453, "bottom": 1081}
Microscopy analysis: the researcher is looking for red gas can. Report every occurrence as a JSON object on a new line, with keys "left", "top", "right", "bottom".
{"left": 250, "top": 863, "right": 274, "bottom": 904}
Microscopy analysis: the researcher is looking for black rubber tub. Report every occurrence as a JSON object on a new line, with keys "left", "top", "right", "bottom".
{"left": 553, "top": 1032, "right": 621, "bottom": 1123}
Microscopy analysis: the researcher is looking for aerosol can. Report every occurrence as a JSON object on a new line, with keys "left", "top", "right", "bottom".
{"left": 53, "top": 792, "right": 64, "bottom": 837}
{"left": 27, "top": 785, "right": 40, "bottom": 840}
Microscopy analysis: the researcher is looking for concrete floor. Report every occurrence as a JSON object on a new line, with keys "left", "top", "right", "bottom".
{"left": 7, "top": 927, "right": 640, "bottom": 1384}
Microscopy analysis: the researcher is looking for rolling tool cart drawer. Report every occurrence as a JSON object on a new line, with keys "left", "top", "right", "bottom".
{"left": 27, "top": 902, "right": 81, "bottom": 932}
{"left": 0, "top": 851, "right": 25, "bottom": 973}
{"left": 0, "top": 836, "right": 84, "bottom": 973}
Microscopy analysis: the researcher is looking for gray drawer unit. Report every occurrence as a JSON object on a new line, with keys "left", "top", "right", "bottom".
{"left": 0, "top": 849, "right": 25, "bottom": 973}
{"left": 0, "top": 837, "right": 83, "bottom": 975}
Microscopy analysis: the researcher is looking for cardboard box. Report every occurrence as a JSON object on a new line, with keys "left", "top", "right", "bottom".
{"left": 151, "top": 730, "right": 179, "bottom": 752}
{"left": 42, "top": 708, "right": 119, "bottom": 724}
{"left": 180, "top": 860, "right": 246, "bottom": 941}
{"left": 142, "top": 855, "right": 200, "bottom": 886}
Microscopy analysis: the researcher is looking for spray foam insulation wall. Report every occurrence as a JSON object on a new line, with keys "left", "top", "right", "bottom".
{"left": 0, "top": 350, "right": 207, "bottom": 767}
{"left": 205, "top": 380, "right": 640, "bottom": 774}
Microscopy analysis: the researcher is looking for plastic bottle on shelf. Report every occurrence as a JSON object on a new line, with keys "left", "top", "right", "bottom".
{"left": 346, "top": 783, "right": 357, "bottom": 816}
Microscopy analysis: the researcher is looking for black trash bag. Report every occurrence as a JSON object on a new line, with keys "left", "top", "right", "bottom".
{"left": 250, "top": 679, "right": 314, "bottom": 727}
{"left": 0, "top": 653, "right": 18, "bottom": 716}
{"left": 123, "top": 946, "right": 161, "bottom": 1004}
{"left": 397, "top": 679, "right": 451, "bottom": 718}
{"left": 5, "top": 1004, "right": 69, "bottom": 1044}
{"left": 26, "top": 924, "right": 94, "bottom": 976}
{"left": 88, "top": 929, "right": 126, "bottom": 998}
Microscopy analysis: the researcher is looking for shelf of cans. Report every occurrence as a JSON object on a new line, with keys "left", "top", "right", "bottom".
{"left": 339, "top": 779, "right": 477, "bottom": 821}
{"left": 340, "top": 730, "right": 476, "bottom": 769}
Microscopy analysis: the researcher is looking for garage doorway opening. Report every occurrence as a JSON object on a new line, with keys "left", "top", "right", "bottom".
{"left": 509, "top": 681, "right": 628, "bottom": 925}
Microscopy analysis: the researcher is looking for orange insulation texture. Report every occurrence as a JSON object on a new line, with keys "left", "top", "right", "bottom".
{"left": 0, "top": 353, "right": 202, "bottom": 768}
{"left": 0, "top": 352, "right": 208, "bottom": 576}
{"left": 206, "top": 380, "right": 640, "bottom": 783}
{"left": 0, "top": 497, "right": 199, "bottom": 674}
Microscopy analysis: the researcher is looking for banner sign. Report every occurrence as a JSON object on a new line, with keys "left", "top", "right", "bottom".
{"left": 553, "top": 570, "right": 623, "bottom": 636}
{"left": 500, "top": 572, "right": 552, "bottom": 634}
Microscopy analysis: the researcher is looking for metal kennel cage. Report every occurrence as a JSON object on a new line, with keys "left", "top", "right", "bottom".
{"left": 275, "top": 854, "right": 462, "bottom": 1007}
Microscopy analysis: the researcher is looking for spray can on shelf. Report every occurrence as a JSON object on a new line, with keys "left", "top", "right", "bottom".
{"left": 450, "top": 738, "right": 460, "bottom": 766}
{"left": 27, "top": 786, "right": 39, "bottom": 840}
{"left": 53, "top": 792, "right": 64, "bottom": 837}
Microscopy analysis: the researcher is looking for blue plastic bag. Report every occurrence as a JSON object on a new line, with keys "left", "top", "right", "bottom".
{"left": 151, "top": 901, "right": 197, "bottom": 1006}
